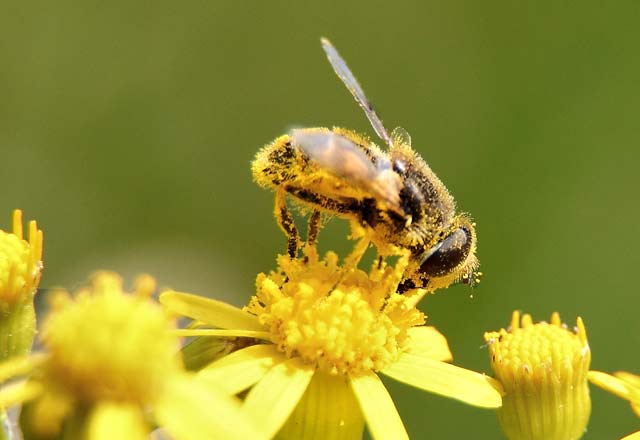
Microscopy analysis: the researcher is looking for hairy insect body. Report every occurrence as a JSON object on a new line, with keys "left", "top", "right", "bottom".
{"left": 253, "top": 128, "right": 447, "bottom": 247}
{"left": 252, "top": 39, "right": 479, "bottom": 293}
{"left": 253, "top": 129, "right": 383, "bottom": 210}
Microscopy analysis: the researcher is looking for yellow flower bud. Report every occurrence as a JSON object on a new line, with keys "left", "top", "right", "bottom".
{"left": 485, "top": 311, "right": 591, "bottom": 440}
{"left": 0, "top": 210, "right": 43, "bottom": 360}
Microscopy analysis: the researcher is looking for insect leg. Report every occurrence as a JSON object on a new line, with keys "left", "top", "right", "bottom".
{"left": 275, "top": 189, "right": 300, "bottom": 258}
{"left": 307, "top": 210, "right": 322, "bottom": 247}
{"left": 344, "top": 235, "right": 370, "bottom": 269}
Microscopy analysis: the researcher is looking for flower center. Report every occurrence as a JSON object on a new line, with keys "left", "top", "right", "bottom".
{"left": 246, "top": 245, "right": 425, "bottom": 375}
{"left": 41, "top": 273, "right": 180, "bottom": 405}
{"left": 484, "top": 312, "right": 590, "bottom": 379}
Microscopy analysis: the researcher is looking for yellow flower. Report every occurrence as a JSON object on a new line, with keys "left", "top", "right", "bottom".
{"left": 0, "top": 209, "right": 43, "bottom": 361}
{"left": 589, "top": 370, "right": 640, "bottom": 439}
{"left": 161, "top": 242, "right": 502, "bottom": 440}
{"left": 484, "top": 311, "right": 591, "bottom": 440}
{"left": 0, "top": 272, "right": 261, "bottom": 440}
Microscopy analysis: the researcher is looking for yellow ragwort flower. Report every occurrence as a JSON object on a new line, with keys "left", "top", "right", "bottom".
{"left": 589, "top": 370, "right": 640, "bottom": 439}
{"left": 0, "top": 272, "right": 261, "bottom": 440}
{"left": 484, "top": 311, "right": 591, "bottom": 440}
{"left": 161, "top": 240, "right": 502, "bottom": 440}
{"left": 0, "top": 209, "right": 43, "bottom": 361}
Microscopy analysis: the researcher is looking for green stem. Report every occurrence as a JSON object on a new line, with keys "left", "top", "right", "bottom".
{"left": 0, "top": 298, "right": 36, "bottom": 362}
{"left": 1, "top": 409, "right": 14, "bottom": 440}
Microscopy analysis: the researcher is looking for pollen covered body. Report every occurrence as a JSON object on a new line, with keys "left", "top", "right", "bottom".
{"left": 252, "top": 39, "right": 479, "bottom": 293}
{"left": 253, "top": 126, "right": 453, "bottom": 246}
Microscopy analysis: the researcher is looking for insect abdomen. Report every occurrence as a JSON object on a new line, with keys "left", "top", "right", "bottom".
{"left": 252, "top": 135, "right": 305, "bottom": 188}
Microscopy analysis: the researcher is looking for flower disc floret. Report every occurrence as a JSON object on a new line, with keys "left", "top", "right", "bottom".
{"left": 41, "top": 272, "right": 180, "bottom": 404}
{"left": 246, "top": 247, "right": 425, "bottom": 375}
{"left": 0, "top": 210, "right": 43, "bottom": 307}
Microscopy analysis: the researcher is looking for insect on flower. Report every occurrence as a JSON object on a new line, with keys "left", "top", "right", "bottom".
{"left": 252, "top": 38, "right": 479, "bottom": 293}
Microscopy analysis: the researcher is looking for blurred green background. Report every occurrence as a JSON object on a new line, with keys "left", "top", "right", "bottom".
{"left": 2, "top": 1, "right": 639, "bottom": 438}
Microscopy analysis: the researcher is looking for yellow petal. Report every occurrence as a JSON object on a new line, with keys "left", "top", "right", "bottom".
{"left": 159, "top": 291, "right": 263, "bottom": 331}
{"left": 209, "top": 343, "right": 283, "bottom": 368}
{"left": 156, "top": 375, "right": 263, "bottom": 440}
{"left": 173, "top": 328, "right": 272, "bottom": 340}
{"left": 622, "top": 431, "right": 640, "bottom": 440}
{"left": 0, "top": 381, "right": 42, "bottom": 407}
{"left": 406, "top": 326, "right": 453, "bottom": 362}
{"left": 589, "top": 370, "right": 631, "bottom": 400}
{"left": 20, "top": 390, "right": 73, "bottom": 437}
{"left": 199, "top": 344, "right": 285, "bottom": 395}
{"left": 243, "top": 356, "right": 315, "bottom": 439}
{"left": 381, "top": 353, "right": 502, "bottom": 408}
{"left": 0, "top": 354, "right": 45, "bottom": 383}
{"left": 87, "top": 402, "right": 147, "bottom": 440}
{"left": 279, "top": 370, "right": 365, "bottom": 440}
{"left": 349, "top": 372, "right": 409, "bottom": 440}
{"left": 615, "top": 371, "right": 640, "bottom": 389}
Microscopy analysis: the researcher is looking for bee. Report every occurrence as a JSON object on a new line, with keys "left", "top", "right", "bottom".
{"left": 252, "top": 38, "right": 479, "bottom": 293}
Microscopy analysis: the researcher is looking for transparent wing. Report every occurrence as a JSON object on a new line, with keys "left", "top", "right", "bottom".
{"left": 290, "top": 129, "right": 403, "bottom": 213}
{"left": 291, "top": 129, "right": 379, "bottom": 180}
{"left": 321, "top": 38, "right": 393, "bottom": 148}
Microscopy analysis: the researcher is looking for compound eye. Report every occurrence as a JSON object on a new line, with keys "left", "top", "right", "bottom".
{"left": 419, "top": 227, "right": 472, "bottom": 278}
